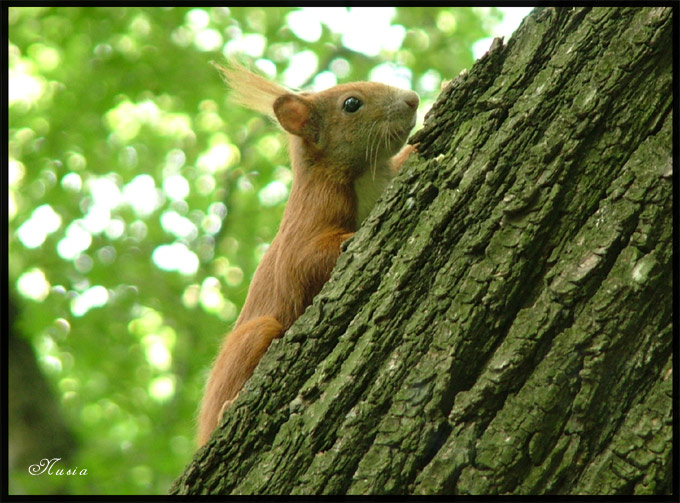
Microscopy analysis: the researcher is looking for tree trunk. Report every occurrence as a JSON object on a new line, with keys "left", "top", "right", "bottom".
{"left": 171, "top": 6, "right": 673, "bottom": 495}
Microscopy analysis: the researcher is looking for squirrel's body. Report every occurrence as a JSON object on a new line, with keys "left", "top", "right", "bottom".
{"left": 198, "top": 61, "right": 418, "bottom": 446}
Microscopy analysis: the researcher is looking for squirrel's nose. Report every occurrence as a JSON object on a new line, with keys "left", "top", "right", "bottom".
{"left": 405, "top": 92, "right": 419, "bottom": 110}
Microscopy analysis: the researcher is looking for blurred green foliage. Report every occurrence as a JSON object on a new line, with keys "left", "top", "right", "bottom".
{"left": 8, "top": 6, "right": 502, "bottom": 494}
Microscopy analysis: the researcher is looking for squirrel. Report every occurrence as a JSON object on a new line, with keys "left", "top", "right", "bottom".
{"left": 197, "top": 60, "right": 419, "bottom": 446}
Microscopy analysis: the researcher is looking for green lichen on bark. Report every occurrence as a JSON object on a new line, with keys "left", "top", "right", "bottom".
{"left": 171, "top": 6, "right": 672, "bottom": 496}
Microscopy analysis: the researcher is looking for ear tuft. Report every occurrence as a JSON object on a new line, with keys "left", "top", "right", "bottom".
{"left": 212, "top": 59, "right": 289, "bottom": 119}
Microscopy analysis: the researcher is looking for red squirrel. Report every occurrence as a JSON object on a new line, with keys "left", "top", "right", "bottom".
{"left": 198, "top": 60, "right": 419, "bottom": 445}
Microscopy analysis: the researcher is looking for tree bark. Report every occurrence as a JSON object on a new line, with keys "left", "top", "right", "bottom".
{"left": 171, "top": 6, "right": 673, "bottom": 495}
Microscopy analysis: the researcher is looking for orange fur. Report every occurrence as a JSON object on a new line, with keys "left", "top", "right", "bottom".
{"left": 197, "top": 60, "right": 419, "bottom": 446}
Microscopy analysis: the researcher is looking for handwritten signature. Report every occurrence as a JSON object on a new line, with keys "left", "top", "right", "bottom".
{"left": 28, "top": 458, "right": 88, "bottom": 476}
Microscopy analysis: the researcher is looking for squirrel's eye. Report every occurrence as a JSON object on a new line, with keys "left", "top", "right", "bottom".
{"left": 343, "top": 97, "right": 362, "bottom": 113}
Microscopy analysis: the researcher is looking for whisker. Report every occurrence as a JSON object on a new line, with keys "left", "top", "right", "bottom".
{"left": 367, "top": 122, "right": 378, "bottom": 172}
{"left": 364, "top": 122, "right": 374, "bottom": 163}
{"left": 368, "top": 122, "right": 377, "bottom": 160}
{"left": 372, "top": 124, "right": 381, "bottom": 179}
{"left": 369, "top": 123, "right": 379, "bottom": 176}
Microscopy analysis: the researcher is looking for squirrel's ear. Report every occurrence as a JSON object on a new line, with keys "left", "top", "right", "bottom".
{"left": 273, "top": 94, "right": 319, "bottom": 143}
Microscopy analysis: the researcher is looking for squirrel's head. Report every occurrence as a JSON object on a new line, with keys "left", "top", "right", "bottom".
{"left": 274, "top": 82, "right": 418, "bottom": 180}
{"left": 215, "top": 59, "right": 419, "bottom": 182}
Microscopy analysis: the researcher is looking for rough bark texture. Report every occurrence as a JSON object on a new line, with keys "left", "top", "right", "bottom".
{"left": 171, "top": 7, "right": 673, "bottom": 495}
